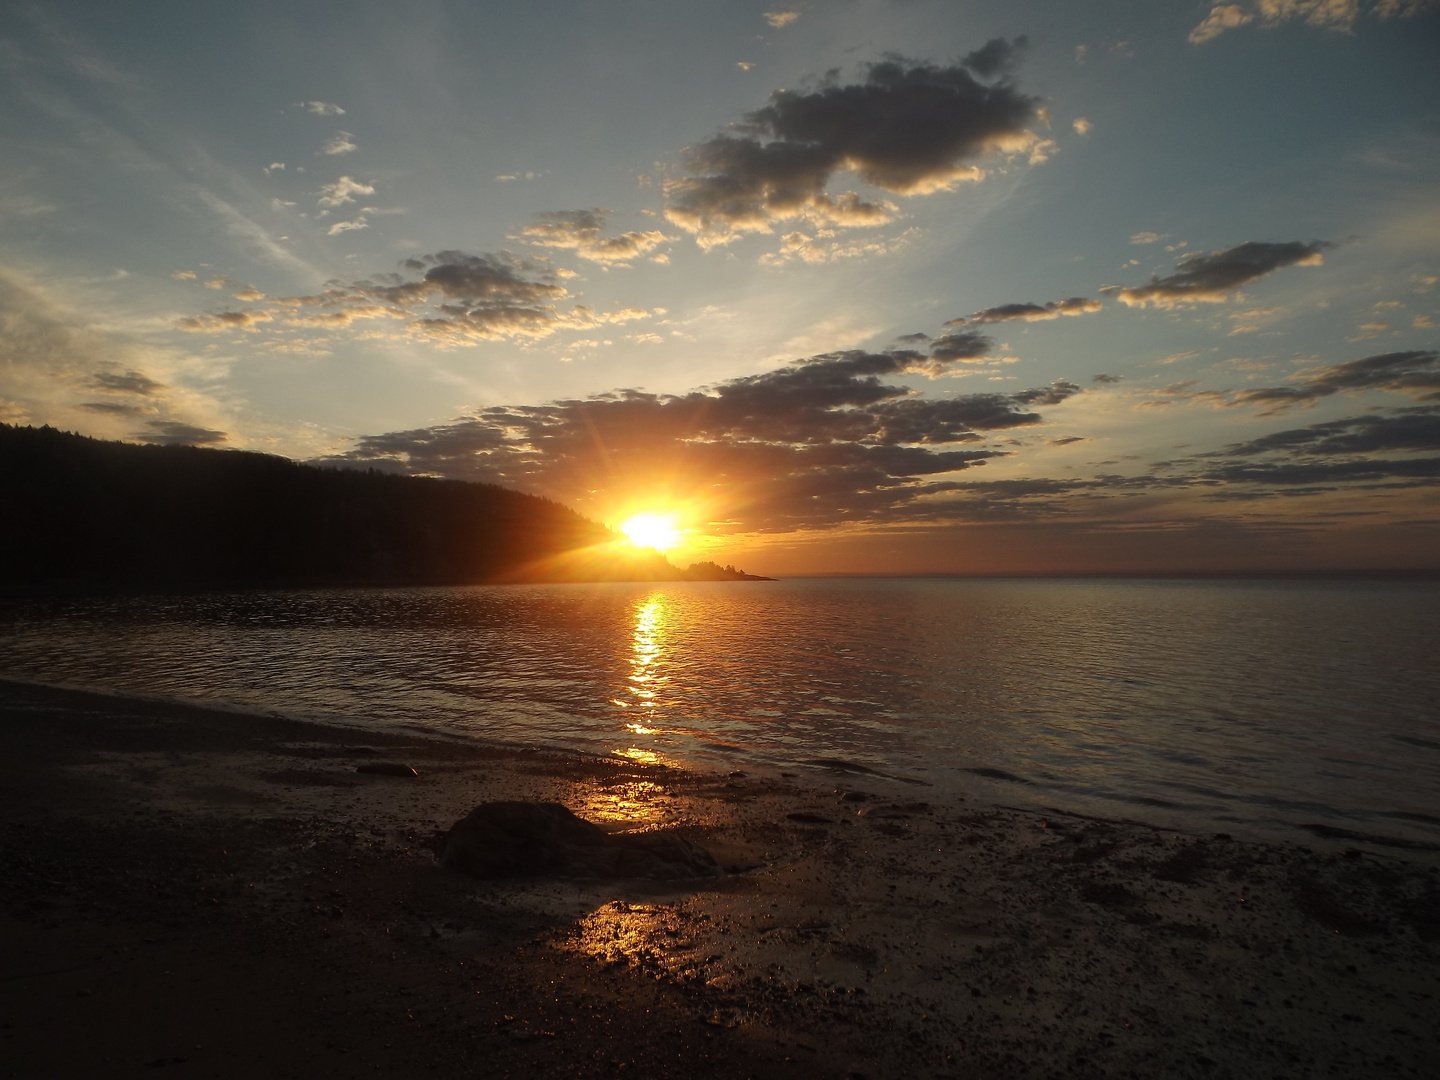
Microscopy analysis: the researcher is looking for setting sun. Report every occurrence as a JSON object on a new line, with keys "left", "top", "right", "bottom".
{"left": 619, "top": 513, "right": 680, "bottom": 551}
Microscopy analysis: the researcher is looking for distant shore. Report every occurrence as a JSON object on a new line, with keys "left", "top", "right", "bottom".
{"left": 2, "top": 678, "right": 1437, "bottom": 1078}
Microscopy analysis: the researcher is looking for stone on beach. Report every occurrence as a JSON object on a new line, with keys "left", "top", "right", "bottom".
{"left": 438, "top": 800, "right": 722, "bottom": 880}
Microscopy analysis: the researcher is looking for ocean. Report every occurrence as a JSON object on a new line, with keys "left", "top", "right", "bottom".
{"left": 3, "top": 577, "right": 1437, "bottom": 847}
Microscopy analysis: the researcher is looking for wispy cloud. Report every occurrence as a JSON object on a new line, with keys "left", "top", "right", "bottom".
{"left": 1227, "top": 349, "right": 1440, "bottom": 410}
{"left": 518, "top": 209, "right": 670, "bottom": 264}
{"left": 317, "top": 176, "right": 374, "bottom": 207}
{"left": 961, "top": 297, "right": 1102, "bottom": 324}
{"left": 178, "top": 251, "right": 655, "bottom": 345}
{"left": 1107, "top": 240, "right": 1331, "bottom": 307}
{"left": 321, "top": 131, "right": 358, "bottom": 155}
{"left": 1189, "top": 0, "right": 1435, "bottom": 44}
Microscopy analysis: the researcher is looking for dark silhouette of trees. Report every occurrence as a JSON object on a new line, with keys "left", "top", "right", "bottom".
{"left": 1, "top": 424, "right": 750, "bottom": 590}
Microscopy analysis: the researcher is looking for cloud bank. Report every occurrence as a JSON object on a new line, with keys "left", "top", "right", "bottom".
{"left": 324, "top": 335, "right": 1084, "bottom": 533}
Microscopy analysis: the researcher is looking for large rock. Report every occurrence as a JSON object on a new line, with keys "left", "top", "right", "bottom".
{"left": 438, "top": 801, "right": 723, "bottom": 881}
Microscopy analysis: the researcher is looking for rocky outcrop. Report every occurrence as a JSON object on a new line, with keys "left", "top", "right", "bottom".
{"left": 438, "top": 801, "right": 722, "bottom": 880}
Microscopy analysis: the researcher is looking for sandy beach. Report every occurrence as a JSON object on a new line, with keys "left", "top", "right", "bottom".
{"left": 2, "top": 677, "right": 1437, "bottom": 1079}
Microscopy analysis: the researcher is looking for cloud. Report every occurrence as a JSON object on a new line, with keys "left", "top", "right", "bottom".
{"left": 175, "top": 310, "right": 274, "bottom": 331}
{"left": 966, "top": 296, "right": 1102, "bottom": 323}
{"left": 317, "top": 176, "right": 374, "bottom": 208}
{"left": 1189, "top": 0, "right": 1433, "bottom": 43}
{"left": 186, "top": 250, "right": 654, "bottom": 345}
{"left": 1189, "top": 4, "right": 1255, "bottom": 43}
{"left": 757, "top": 223, "right": 915, "bottom": 266}
{"left": 663, "top": 53, "right": 1041, "bottom": 249}
{"left": 88, "top": 369, "right": 165, "bottom": 396}
{"left": 763, "top": 11, "right": 800, "bottom": 28}
{"left": 304, "top": 101, "right": 345, "bottom": 116}
{"left": 1092, "top": 373, "right": 1123, "bottom": 384}
{"left": 960, "top": 36, "right": 1029, "bottom": 77}
{"left": 321, "top": 131, "right": 358, "bottom": 155}
{"left": 327, "top": 218, "right": 369, "bottom": 235}
{"left": 1108, "top": 240, "right": 1331, "bottom": 308}
{"left": 323, "top": 336, "right": 1084, "bottom": 533}
{"left": 1072, "top": 117, "right": 1092, "bottom": 135}
{"left": 135, "top": 420, "right": 228, "bottom": 446}
{"left": 0, "top": 267, "right": 231, "bottom": 442}
{"left": 1130, "top": 231, "right": 1166, "bottom": 245}
{"left": 518, "top": 209, "right": 670, "bottom": 264}
{"left": 1212, "top": 406, "right": 1440, "bottom": 456}
{"left": 1228, "top": 349, "right": 1440, "bottom": 409}
{"left": 171, "top": 270, "right": 196, "bottom": 280}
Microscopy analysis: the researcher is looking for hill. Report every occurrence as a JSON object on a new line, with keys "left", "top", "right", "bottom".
{"left": 0, "top": 425, "right": 768, "bottom": 590}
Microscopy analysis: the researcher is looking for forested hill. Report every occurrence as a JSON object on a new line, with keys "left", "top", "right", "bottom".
{"left": 1, "top": 425, "right": 766, "bottom": 590}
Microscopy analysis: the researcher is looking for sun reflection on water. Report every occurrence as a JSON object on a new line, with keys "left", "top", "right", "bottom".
{"left": 609, "top": 594, "right": 679, "bottom": 763}
{"left": 626, "top": 597, "right": 667, "bottom": 710}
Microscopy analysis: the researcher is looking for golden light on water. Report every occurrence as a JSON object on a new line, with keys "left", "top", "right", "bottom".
{"left": 626, "top": 598, "right": 666, "bottom": 711}
{"left": 619, "top": 513, "right": 681, "bottom": 552}
{"left": 609, "top": 596, "right": 677, "bottom": 770}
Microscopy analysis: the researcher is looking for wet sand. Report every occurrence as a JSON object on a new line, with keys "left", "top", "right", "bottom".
{"left": 2, "top": 678, "right": 1437, "bottom": 1078}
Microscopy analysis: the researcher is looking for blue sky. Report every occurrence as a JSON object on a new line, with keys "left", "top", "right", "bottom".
{"left": 3, "top": 0, "right": 1437, "bottom": 572}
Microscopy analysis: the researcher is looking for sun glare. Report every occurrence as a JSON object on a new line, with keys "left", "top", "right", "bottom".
{"left": 620, "top": 513, "right": 680, "bottom": 551}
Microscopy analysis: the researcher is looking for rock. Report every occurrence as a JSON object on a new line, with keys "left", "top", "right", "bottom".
{"left": 438, "top": 801, "right": 722, "bottom": 880}
{"left": 355, "top": 762, "right": 418, "bottom": 777}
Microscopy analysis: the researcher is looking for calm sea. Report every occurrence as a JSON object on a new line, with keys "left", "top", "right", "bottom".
{"left": 2, "top": 578, "right": 1437, "bottom": 846}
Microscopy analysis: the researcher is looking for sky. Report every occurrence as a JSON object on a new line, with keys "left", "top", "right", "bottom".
{"left": 2, "top": 0, "right": 1438, "bottom": 574}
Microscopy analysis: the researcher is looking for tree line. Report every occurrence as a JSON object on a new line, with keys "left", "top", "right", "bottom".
{"left": 0, "top": 425, "right": 768, "bottom": 591}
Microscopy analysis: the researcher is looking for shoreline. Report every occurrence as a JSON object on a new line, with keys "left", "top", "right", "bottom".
{"left": 2, "top": 679, "right": 1437, "bottom": 1078}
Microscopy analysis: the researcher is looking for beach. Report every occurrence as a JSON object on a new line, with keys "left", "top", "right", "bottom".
{"left": 2, "top": 678, "right": 1437, "bottom": 1079}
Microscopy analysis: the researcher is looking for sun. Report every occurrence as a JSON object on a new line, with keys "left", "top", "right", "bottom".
{"left": 620, "top": 513, "right": 680, "bottom": 551}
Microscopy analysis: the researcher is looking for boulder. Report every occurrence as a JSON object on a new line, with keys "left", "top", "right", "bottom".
{"left": 438, "top": 801, "right": 722, "bottom": 881}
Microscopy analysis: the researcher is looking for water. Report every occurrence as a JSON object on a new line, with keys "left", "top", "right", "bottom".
{"left": 2, "top": 578, "right": 1437, "bottom": 845}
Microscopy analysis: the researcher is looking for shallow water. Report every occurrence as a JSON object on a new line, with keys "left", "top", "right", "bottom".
{"left": 3, "top": 577, "right": 1437, "bottom": 844}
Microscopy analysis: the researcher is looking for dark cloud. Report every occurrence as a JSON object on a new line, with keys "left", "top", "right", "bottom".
{"left": 961, "top": 36, "right": 1028, "bottom": 78}
{"left": 926, "top": 329, "right": 994, "bottom": 365}
{"left": 518, "top": 209, "right": 670, "bottom": 264}
{"left": 664, "top": 56, "right": 1041, "bottom": 248}
{"left": 88, "top": 369, "right": 165, "bottom": 396}
{"left": 327, "top": 339, "right": 1084, "bottom": 533}
{"left": 135, "top": 420, "right": 227, "bottom": 446}
{"left": 1092, "top": 373, "right": 1123, "bottom": 384}
{"left": 79, "top": 401, "right": 151, "bottom": 416}
{"left": 966, "top": 296, "right": 1102, "bottom": 323}
{"left": 1198, "top": 457, "right": 1440, "bottom": 487}
{"left": 183, "top": 251, "right": 650, "bottom": 344}
{"left": 1213, "top": 407, "right": 1440, "bottom": 457}
{"left": 1230, "top": 350, "right": 1440, "bottom": 410}
{"left": 1110, "top": 241, "right": 1332, "bottom": 308}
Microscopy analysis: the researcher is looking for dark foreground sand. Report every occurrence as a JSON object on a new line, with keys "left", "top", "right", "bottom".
{"left": 2, "top": 679, "right": 1437, "bottom": 1079}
